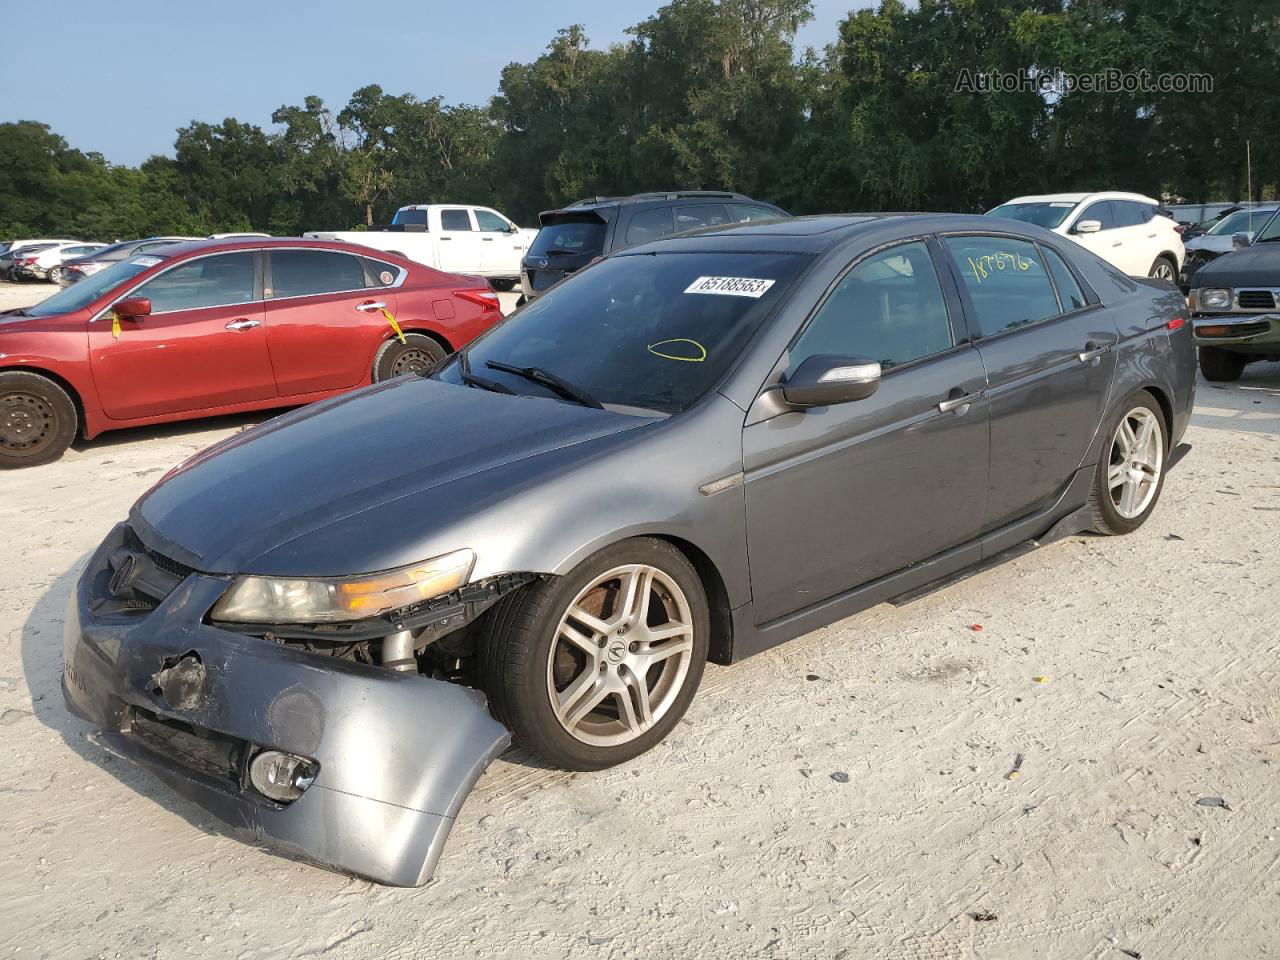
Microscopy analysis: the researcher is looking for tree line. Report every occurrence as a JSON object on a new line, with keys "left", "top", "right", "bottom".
{"left": 2, "top": 0, "right": 1277, "bottom": 241}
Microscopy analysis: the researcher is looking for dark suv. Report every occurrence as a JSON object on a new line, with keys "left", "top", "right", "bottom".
{"left": 519, "top": 191, "right": 788, "bottom": 303}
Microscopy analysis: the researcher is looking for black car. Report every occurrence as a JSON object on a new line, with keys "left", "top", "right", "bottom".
{"left": 519, "top": 191, "right": 788, "bottom": 303}
{"left": 1187, "top": 210, "right": 1280, "bottom": 380}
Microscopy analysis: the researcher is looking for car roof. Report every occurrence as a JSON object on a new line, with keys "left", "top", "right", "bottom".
{"left": 1001, "top": 191, "right": 1159, "bottom": 206}
{"left": 618, "top": 212, "right": 1037, "bottom": 256}
{"left": 541, "top": 191, "right": 780, "bottom": 218}
{"left": 135, "top": 236, "right": 405, "bottom": 259}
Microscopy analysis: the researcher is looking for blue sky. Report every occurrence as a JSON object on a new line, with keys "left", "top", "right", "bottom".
{"left": 0, "top": 0, "right": 872, "bottom": 166}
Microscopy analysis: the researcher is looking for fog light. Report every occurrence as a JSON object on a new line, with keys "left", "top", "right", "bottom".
{"left": 249, "top": 750, "right": 318, "bottom": 802}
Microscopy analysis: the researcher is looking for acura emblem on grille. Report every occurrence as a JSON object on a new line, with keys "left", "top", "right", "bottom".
{"left": 109, "top": 554, "right": 138, "bottom": 598}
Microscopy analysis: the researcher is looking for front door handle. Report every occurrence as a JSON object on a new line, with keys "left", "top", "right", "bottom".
{"left": 482, "top": 237, "right": 494, "bottom": 242}
{"left": 937, "top": 390, "right": 983, "bottom": 414}
{"left": 225, "top": 318, "right": 260, "bottom": 331}
{"left": 355, "top": 301, "right": 387, "bottom": 313}
{"left": 1078, "top": 342, "right": 1108, "bottom": 364}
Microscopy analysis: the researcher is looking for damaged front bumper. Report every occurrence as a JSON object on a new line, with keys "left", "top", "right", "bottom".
{"left": 61, "top": 523, "right": 511, "bottom": 886}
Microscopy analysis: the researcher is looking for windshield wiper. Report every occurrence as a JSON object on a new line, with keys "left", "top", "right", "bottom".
{"left": 458, "top": 352, "right": 514, "bottom": 395}
{"left": 485, "top": 360, "right": 603, "bottom": 409}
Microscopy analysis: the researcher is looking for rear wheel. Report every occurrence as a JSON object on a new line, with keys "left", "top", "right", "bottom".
{"left": 1148, "top": 256, "right": 1177, "bottom": 283}
{"left": 372, "top": 333, "right": 447, "bottom": 381}
{"left": 1088, "top": 390, "right": 1167, "bottom": 535}
{"left": 478, "top": 538, "right": 709, "bottom": 771}
{"left": 489, "top": 278, "right": 516, "bottom": 292}
{"left": 0, "top": 372, "right": 78, "bottom": 469}
{"left": 1198, "top": 346, "right": 1246, "bottom": 382}
{"left": 47, "top": 266, "right": 63, "bottom": 284}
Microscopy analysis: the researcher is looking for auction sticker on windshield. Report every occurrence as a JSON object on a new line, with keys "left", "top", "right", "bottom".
{"left": 684, "top": 276, "right": 776, "bottom": 298}
{"left": 130, "top": 256, "right": 163, "bottom": 267}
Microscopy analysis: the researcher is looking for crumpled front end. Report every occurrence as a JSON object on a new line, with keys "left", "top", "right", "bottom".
{"left": 62, "top": 523, "right": 511, "bottom": 886}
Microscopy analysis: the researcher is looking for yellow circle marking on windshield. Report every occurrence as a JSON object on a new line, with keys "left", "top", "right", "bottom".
{"left": 647, "top": 338, "right": 707, "bottom": 362}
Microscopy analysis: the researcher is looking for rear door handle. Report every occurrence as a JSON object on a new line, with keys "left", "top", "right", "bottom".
{"left": 1078, "top": 342, "right": 1108, "bottom": 363}
{"left": 937, "top": 390, "right": 983, "bottom": 413}
{"left": 225, "top": 318, "right": 260, "bottom": 331}
{"left": 355, "top": 301, "right": 387, "bottom": 313}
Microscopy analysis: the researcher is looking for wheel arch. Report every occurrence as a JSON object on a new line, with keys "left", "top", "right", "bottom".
{"left": 0, "top": 363, "right": 90, "bottom": 438}
{"left": 651, "top": 534, "right": 734, "bottom": 665}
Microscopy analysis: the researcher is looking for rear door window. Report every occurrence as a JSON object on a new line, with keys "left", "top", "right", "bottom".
{"left": 1112, "top": 201, "right": 1147, "bottom": 228}
{"left": 440, "top": 209, "right": 473, "bottom": 231}
{"left": 1078, "top": 201, "right": 1117, "bottom": 231}
{"left": 675, "top": 205, "right": 731, "bottom": 230}
{"left": 943, "top": 236, "right": 1062, "bottom": 337}
{"left": 728, "top": 204, "right": 781, "bottom": 222}
{"left": 134, "top": 253, "right": 258, "bottom": 313}
{"left": 269, "top": 250, "right": 368, "bottom": 298}
{"left": 625, "top": 208, "right": 676, "bottom": 245}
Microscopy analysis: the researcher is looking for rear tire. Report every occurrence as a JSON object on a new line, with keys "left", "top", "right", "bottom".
{"left": 372, "top": 333, "right": 447, "bottom": 381}
{"left": 478, "top": 538, "right": 710, "bottom": 771}
{"left": 1198, "top": 346, "right": 1246, "bottom": 382}
{"left": 1148, "top": 256, "right": 1177, "bottom": 284}
{"left": 489, "top": 278, "right": 516, "bottom": 292}
{"left": 0, "top": 372, "right": 78, "bottom": 469}
{"left": 48, "top": 266, "right": 63, "bottom": 284}
{"left": 1088, "top": 390, "right": 1167, "bottom": 535}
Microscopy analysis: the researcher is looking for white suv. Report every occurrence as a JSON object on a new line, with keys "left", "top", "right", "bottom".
{"left": 988, "top": 192, "right": 1184, "bottom": 282}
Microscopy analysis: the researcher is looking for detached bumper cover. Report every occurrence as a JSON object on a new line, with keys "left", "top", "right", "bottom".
{"left": 62, "top": 523, "right": 511, "bottom": 886}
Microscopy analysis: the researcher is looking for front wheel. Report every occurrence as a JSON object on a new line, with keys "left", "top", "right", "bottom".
{"left": 0, "top": 372, "right": 78, "bottom": 469}
{"left": 478, "top": 538, "right": 709, "bottom": 771}
{"left": 48, "top": 266, "right": 63, "bottom": 284}
{"left": 372, "top": 333, "right": 447, "bottom": 381}
{"left": 1198, "top": 346, "right": 1246, "bottom": 382}
{"left": 1088, "top": 390, "right": 1167, "bottom": 535}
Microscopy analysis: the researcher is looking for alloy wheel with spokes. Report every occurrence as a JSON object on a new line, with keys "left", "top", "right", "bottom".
{"left": 1108, "top": 407, "right": 1163, "bottom": 519}
{"left": 548, "top": 563, "right": 695, "bottom": 746}
{"left": 1149, "top": 258, "right": 1176, "bottom": 283}
{"left": 478, "top": 537, "right": 709, "bottom": 771}
{"left": 1089, "top": 391, "right": 1167, "bottom": 534}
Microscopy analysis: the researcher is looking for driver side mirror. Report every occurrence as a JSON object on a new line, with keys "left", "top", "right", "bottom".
{"left": 1074, "top": 219, "right": 1102, "bottom": 234}
{"left": 781, "top": 355, "right": 881, "bottom": 408}
{"left": 113, "top": 297, "right": 152, "bottom": 319}
{"left": 1232, "top": 232, "right": 1251, "bottom": 249}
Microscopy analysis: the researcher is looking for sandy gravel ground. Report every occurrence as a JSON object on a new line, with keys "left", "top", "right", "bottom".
{"left": 1, "top": 279, "right": 1278, "bottom": 960}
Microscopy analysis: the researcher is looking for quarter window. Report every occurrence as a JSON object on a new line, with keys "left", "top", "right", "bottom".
{"left": 625, "top": 208, "right": 675, "bottom": 245}
{"left": 1042, "top": 246, "right": 1086, "bottom": 311}
{"left": 440, "top": 209, "right": 473, "bottom": 231}
{"left": 269, "top": 250, "right": 367, "bottom": 298}
{"left": 474, "top": 210, "right": 510, "bottom": 232}
{"left": 791, "top": 241, "right": 953, "bottom": 370}
{"left": 133, "top": 252, "right": 257, "bottom": 313}
{"left": 944, "top": 236, "right": 1061, "bottom": 337}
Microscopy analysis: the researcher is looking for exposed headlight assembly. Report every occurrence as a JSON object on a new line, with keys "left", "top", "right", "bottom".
{"left": 211, "top": 549, "right": 475, "bottom": 624}
{"left": 1199, "top": 288, "right": 1233, "bottom": 310}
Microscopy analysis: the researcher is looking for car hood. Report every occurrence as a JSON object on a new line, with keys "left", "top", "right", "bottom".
{"left": 133, "top": 375, "right": 655, "bottom": 574}
{"left": 1184, "top": 235, "right": 1236, "bottom": 255}
{"left": 1194, "top": 243, "right": 1280, "bottom": 288}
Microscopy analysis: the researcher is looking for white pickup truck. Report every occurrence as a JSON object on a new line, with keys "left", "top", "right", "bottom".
{"left": 305, "top": 204, "right": 539, "bottom": 290}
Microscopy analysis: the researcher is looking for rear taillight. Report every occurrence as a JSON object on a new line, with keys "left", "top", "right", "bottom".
{"left": 1174, "top": 224, "right": 1186, "bottom": 235}
{"left": 455, "top": 288, "right": 501, "bottom": 312}
{"left": 17, "top": 256, "right": 37, "bottom": 265}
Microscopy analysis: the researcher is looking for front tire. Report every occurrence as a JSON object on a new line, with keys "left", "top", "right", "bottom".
{"left": 1198, "top": 346, "right": 1246, "bottom": 382}
{"left": 48, "top": 266, "right": 63, "bottom": 284}
{"left": 372, "top": 333, "right": 447, "bottom": 381}
{"left": 478, "top": 538, "right": 709, "bottom": 771}
{"left": 0, "top": 372, "right": 78, "bottom": 469}
{"left": 1088, "top": 390, "right": 1167, "bottom": 535}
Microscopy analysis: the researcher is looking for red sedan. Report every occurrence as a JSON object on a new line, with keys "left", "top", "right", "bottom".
{"left": 0, "top": 238, "right": 505, "bottom": 467}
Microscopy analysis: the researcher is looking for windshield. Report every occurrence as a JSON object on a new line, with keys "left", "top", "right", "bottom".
{"left": 528, "top": 220, "right": 607, "bottom": 258}
{"left": 438, "top": 251, "right": 811, "bottom": 414}
{"left": 25, "top": 257, "right": 161, "bottom": 317}
{"left": 1256, "top": 210, "right": 1280, "bottom": 242}
{"left": 391, "top": 209, "right": 429, "bottom": 228}
{"left": 986, "top": 201, "right": 1079, "bottom": 229}
{"left": 1209, "top": 209, "right": 1277, "bottom": 237}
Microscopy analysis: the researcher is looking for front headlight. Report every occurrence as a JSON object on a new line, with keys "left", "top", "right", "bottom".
{"left": 210, "top": 549, "right": 475, "bottom": 624}
{"left": 1199, "top": 288, "right": 1232, "bottom": 310}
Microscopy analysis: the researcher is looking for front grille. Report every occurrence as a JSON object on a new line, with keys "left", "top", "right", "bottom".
{"left": 1237, "top": 289, "right": 1277, "bottom": 310}
{"left": 129, "top": 707, "right": 246, "bottom": 785}
{"left": 144, "top": 547, "right": 196, "bottom": 581}
{"left": 90, "top": 526, "right": 197, "bottom": 616}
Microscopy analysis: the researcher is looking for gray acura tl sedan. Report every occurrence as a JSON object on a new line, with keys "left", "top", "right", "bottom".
{"left": 63, "top": 214, "right": 1195, "bottom": 885}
